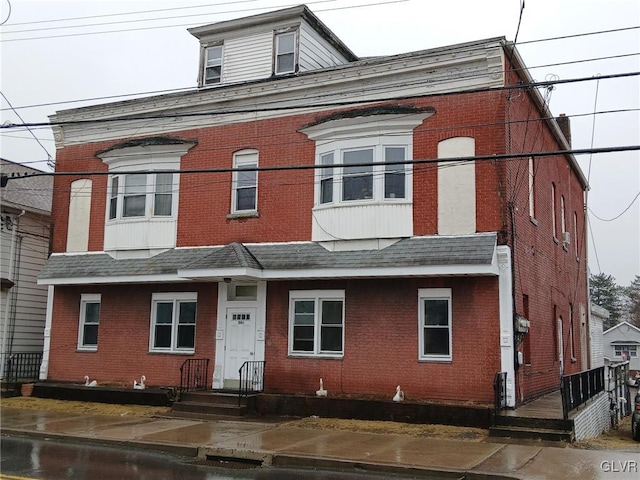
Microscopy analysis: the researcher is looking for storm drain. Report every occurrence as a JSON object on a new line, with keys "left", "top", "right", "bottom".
{"left": 187, "top": 456, "right": 263, "bottom": 470}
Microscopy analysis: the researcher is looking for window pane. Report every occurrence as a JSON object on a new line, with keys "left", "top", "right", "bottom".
{"left": 85, "top": 303, "right": 100, "bottom": 324}
{"left": 123, "top": 195, "right": 145, "bottom": 217}
{"left": 293, "top": 325, "right": 314, "bottom": 351}
{"left": 178, "top": 302, "right": 196, "bottom": 324}
{"left": 343, "top": 175, "right": 373, "bottom": 201}
{"left": 294, "top": 300, "right": 315, "bottom": 325}
{"left": 125, "top": 174, "right": 146, "bottom": 195}
{"left": 154, "top": 325, "right": 172, "bottom": 348}
{"left": 385, "top": 147, "right": 405, "bottom": 171}
{"left": 278, "top": 33, "right": 295, "bottom": 53}
{"left": 343, "top": 149, "right": 373, "bottom": 175}
{"left": 423, "top": 328, "right": 450, "bottom": 355}
{"left": 277, "top": 53, "right": 294, "bottom": 73}
{"left": 385, "top": 172, "right": 405, "bottom": 199}
{"left": 237, "top": 168, "right": 256, "bottom": 188}
{"left": 155, "top": 173, "right": 173, "bottom": 193}
{"left": 109, "top": 177, "right": 119, "bottom": 220}
{"left": 83, "top": 325, "right": 98, "bottom": 346}
{"left": 320, "top": 326, "right": 342, "bottom": 352}
{"left": 424, "top": 299, "right": 449, "bottom": 326}
{"left": 177, "top": 325, "right": 195, "bottom": 349}
{"left": 320, "top": 178, "right": 333, "bottom": 204}
{"left": 156, "top": 302, "right": 173, "bottom": 324}
{"left": 205, "top": 66, "right": 221, "bottom": 84}
{"left": 321, "top": 300, "right": 342, "bottom": 325}
{"left": 236, "top": 187, "right": 256, "bottom": 211}
{"left": 206, "top": 46, "right": 222, "bottom": 65}
{"left": 235, "top": 285, "right": 257, "bottom": 299}
{"left": 154, "top": 194, "right": 172, "bottom": 216}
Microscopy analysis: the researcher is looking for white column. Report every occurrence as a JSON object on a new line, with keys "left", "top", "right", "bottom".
{"left": 497, "top": 245, "right": 516, "bottom": 407}
{"left": 39, "top": 285, "right": 55, "bottom": 380}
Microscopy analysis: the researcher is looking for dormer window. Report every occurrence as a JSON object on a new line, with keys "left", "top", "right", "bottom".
{"left": 275, "top": 31, "right": 297, "bottom": 75}
{"left": 204, "top": 45, "right": 223, "bottom": 85}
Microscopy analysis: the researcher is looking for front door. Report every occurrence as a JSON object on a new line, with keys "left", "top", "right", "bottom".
{"left": 223, "top": 307, "right": 257, "bottom": 388}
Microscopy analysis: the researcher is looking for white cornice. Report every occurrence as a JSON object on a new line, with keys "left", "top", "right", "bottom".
{"left": 51, "top": 40, "right": 505, "bottom": 148}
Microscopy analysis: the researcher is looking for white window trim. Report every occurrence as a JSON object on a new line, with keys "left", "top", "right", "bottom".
{"left": 288, "top": 290, "right": 345, "bottom": 358}
{"left": 418, "top": 288, "right": 452, "bottom": 362}
{"left": 107, "top": 172, "right": 178, "bottom": 222}
{"left": 149, "top": 292, "right": 198, "bottom": 354}
{"left": 78, "top": 293, "right": 101, "bottom": 351}
{"left": 231, "top": 150, "right": 258, "bottom": 214}
{"left": 274, "top": 30, "right": 297, "bottom": 75}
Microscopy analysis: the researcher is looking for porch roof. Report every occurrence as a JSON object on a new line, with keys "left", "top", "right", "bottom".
{"left": 38, "top": 233, "right": 498, "bottom": 285}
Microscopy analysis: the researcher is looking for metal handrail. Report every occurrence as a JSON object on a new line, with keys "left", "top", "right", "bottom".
{"left": 238, "top": 360, "right": 265, "bottom": 406}
{"left": 560, "top": 365, "right": 605, "bottom": 419}
{"left": 179, "top": 358, "right": 209, "bottom": 395}
{"left": 2, "top": 353, "right": 42, "bottom": 383}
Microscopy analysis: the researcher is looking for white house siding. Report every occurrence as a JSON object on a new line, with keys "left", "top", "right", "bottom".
{"left": 590, "top": 304, "right": 607, "bottom": 368}
{"left": 1, "top": 213, "right": 50, "bottom": 360}
{"left": 223, "top": 32, "right": 274, "bottom": 84}
{"left": 603, "top": 321, "right": 640, "bottom": 372}
{"left": 299, "top": 21, "right": 351, "bottom": 71}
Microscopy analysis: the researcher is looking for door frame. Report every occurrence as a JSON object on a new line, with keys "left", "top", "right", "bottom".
{"left": 213, "top": 281, "right": 266, "bottom": 390}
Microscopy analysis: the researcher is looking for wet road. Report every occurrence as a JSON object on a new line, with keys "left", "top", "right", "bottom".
{"left": 0, "top": 436, "right": 429, "bottom": 480}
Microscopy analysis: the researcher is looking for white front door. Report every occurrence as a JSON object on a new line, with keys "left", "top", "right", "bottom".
{"left": 224, "top": 307, "right": 257, "bottom": 388}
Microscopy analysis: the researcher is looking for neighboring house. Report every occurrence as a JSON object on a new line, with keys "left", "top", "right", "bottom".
{"left": 603, "top": 321, "right": 640, "bottom": 375}
{"left": 0, "top": 158, "right": 52, "bottom": 379}
{"left": 590, "top": 303, "right": 607, "bottom": 369}
{"left": 36, "top": 5, "right": 590, "bottom": 408}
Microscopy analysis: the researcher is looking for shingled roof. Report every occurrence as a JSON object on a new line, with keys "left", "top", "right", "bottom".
{"left": 39, "top": 233, "right": 498, "bottom": 285}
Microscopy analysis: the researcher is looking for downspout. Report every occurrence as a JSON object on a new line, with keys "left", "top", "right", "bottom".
{"left": 39, "top": 285, "right": 54, "bottom": 380}
{"left": 1, "top": 210, "right": 25, "bottom": 377}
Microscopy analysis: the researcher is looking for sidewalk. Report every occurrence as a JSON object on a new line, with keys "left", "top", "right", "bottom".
{"left": 2, "top": 407, "right": 640, "bottom": 480}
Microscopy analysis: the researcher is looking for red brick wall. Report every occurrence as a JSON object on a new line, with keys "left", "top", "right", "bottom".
{"left": 502, "top": 60, "right": 589, "bottom": 402}
{"left": 264, "top": 277, "right": 501, "bottom": 404}
{"left": 48, "top": 283, "right": 217, "bottom": 387}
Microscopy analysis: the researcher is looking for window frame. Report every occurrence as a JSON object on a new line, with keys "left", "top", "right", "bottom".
{"left": 418, "top": 288, "right": 453, "bottom": 362}
{"left": 231, "top": 150, "right": 258, "bottom": 214}
{"left": 204, "top": 44, "right": 223, "bottom": 85}
{"left": 107, "top": 172, "right": 176, "bottom": 221}
{"left": 149, "top": 292, "right": 198, "bottom": 354}
{"left": 77, "top": 293, "right": 101, "bottom": 351}
{"left": 288, "top": 290, "right": 345, "bottom": 358}
{"left": 315, "top": 140, "right": 410, "bottom": 207}
{"left": 614, "top": 345, "right": 637, "bottom": 358}
{"left": 274, "top": 30, "right": 297, "bottom": 75}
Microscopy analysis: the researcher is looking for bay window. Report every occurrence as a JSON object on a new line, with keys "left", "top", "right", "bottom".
{"left": 108, "top": 172, "right": 176, "bottom": 220}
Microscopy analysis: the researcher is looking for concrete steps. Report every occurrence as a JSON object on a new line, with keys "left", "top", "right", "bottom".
{"left": 490, "top": 414, "right": 574, "bottom": 442}
{"left": 171, "top": 391, "right": 256, "bottom": 418}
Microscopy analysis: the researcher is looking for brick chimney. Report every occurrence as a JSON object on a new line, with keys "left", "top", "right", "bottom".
{"left": 556, "top": 113, "right": 571, "bottom": 147}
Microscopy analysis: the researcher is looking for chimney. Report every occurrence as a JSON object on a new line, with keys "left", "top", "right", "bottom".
{"left": 556, "top": 113, "right": 571, "bottom": 147}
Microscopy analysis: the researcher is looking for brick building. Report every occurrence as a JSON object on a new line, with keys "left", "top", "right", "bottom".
{"left": 38, "top": 5, "right": 589, "bottom": 408}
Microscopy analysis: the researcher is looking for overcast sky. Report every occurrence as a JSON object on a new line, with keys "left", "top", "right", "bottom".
{"left": 1, "top": 0, "right": 638, "bottom": 285}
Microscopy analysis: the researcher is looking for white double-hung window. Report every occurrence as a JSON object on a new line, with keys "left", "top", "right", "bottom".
{"left": 275, "top": 31, "right": 297, "bottom": 75}
{"left": 78, "top": 294, "right": 101, "bottom": 351}
{"left": 108, "top": 172, "right": 175, "bottom": 220}
{"left": 418, "top": 288, "right": 452, "bottom": 361}
{"left": 231, "top": 150, "right": 258, "bottom": 214}
{"left": 150, "top": 293, "right": 197, "bottom": 353}
{"left": 204, "top": 45, "right": 223, "bottom": 85}
{"left": 289, "top": 290, "right": 345, "bottom": 357}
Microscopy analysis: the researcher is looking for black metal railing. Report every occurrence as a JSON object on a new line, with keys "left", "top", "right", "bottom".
{"left": 179, "top": 358, "right": 209, "bottom": 395}
{"left": 493, "top": 371, "right": 508, "bottom": 414}
{"left": 560, "top": 365, "right": 605, "bottom": 420}
{"left": 238, "top": 360, "right": 265, "bottom": 406}
{"left": 2, "top": 352, "right": 42, "bottom": 383}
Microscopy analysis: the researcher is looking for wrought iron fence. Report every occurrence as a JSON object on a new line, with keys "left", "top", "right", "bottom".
{"left": 238, "top": 360, "right": 265, "bottom": 406}
{"left": 560, "top": 365, "right": 605, "bottom": 420}
{"left": 493, "top": 371, "right": 508, "bottom": 414}
{"left": 179, "top": 358, "right": 209, "bottom": 395}
{"left": 2, "top": 352, "right": 42, "bottom": 383}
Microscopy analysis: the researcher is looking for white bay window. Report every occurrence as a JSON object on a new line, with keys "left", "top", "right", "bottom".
{"left": 108, "top": 172, "right": 175, "bottom": 220}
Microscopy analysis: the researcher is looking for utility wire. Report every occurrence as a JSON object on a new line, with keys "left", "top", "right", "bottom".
{"left": 588, "top": 192, "right": 640, "bottom": 222}
{"left": 3, "top": 71, "right": 639, "bottom": 130}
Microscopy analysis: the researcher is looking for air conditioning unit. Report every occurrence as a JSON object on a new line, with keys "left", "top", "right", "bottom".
{"left": 562, "top": 231, "right": 571, "bottom": 245}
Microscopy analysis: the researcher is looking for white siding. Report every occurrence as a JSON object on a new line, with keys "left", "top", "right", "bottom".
{"left": 312, "top": 203, "right": 413, "bottom": 242}
{"left": 66, "top": 179, "right": 92, "bottom": 252}
{"left": 1, "top": 213, "right": 50, "bottom": 358}
{"left": 299, "top": 21, "right": 351, "bottom": 72}
{"left": 104, "top": 218, "right": 177, "bottom": 253}
{"left": 223, "top": 32, "right": 274, "bottom": 84}
{"left": 437, "top": 137, "right": 476, "bottom": 235}
{"left": 590, "top": 306, "right": 605, "bottom": 368}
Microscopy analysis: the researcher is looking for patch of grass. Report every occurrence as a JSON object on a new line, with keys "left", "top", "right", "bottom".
{"left": 572, "top": 416, "right": 640, "bottom": 452}
{"left": 1, "top": 396, "right": 170, "bottom": 417}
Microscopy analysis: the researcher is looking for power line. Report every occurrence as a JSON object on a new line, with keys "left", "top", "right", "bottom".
{"left": 3, "top": 145, "right": 639, "bottom": 183}
{"left": 3, "top": 71, "right": 638, "bottom": 130}
{"left": 588, "top": 191, "right": 640, "bottom": 222}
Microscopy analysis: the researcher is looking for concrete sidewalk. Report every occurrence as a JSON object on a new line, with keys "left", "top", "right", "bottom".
{"left": 1, "top": 407, "right": 639, "bottom": 479}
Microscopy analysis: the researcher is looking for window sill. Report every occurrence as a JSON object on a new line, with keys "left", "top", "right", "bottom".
{"left": 529, "top": 217, "right": 538, "bottom": 227}
{"left": 148, "top": 350, "right": 195, "bottom": 355}
{"left": 227, "top": 211, "right": 259, "bottom": 220}
{"left": 288, "top": 353, "right": 343, "bottom": 360}
{"left": 418, "top": 357, "right": 452, "bottom": 363}
{"left": 77, "top": 347, "right": 97, "bottom": 352}
{"left": 313, "top": 199, "right": 411, "bottom": 210}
